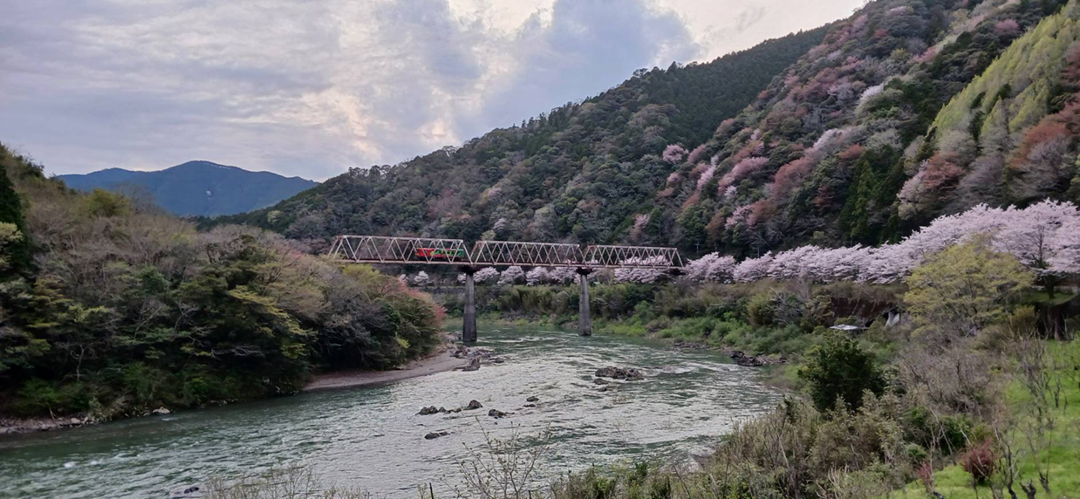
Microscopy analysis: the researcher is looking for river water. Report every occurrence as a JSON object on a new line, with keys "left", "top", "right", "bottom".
{"left": 0, "top": 325, "right": 781, "bottom": 498}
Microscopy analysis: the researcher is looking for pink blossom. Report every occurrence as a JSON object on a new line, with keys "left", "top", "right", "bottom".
{"left": 662, "top": 144, "right": 688, "bottom": 164}
{"left": 498, "top": 266, "right": 525, "bottom": 285}
{"left": 684, "top": 253, "right": 737, "bottom": 283}
{"left": 726, "top": 204, "right": 754, "bottom": 230}
{"left": 994, "top": 18, "right": 1020, "bottom": 35}
{"left": 614, "top": 256, "right": 671, "bottom": 283}
{"left": 687, "top": 144, "right": 709, "bottom": 165}
{"left": 696, "top": 164, "right": 717, "bottom": 190}
{"left": 717, "top": 156, "right": 768, "bottom": 191}
{"left": 733, "top": 253, "right": 774, "bottom": 282}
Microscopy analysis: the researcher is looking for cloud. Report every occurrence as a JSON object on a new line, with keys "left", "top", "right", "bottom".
{"left": 473, "top": 0, "right": 700, "bottom": 132}
{"left": 0, "top": 0, "right": 842, "bottom": 180}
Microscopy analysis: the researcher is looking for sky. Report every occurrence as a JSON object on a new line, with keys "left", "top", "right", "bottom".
{"left": 0, "top": 0, "right": 865, "bottom": 180}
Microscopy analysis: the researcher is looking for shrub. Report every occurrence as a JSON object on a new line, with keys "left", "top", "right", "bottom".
{"left": 799, "top": 333, "right": 886, "bottom": 411}
{"left": 960, "top": 439, "right": 996, "bottom": 483}
{"left": 746, "top": 293, "right": 776, "bottom": 326}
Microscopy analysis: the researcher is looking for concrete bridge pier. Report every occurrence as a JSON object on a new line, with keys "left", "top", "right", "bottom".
{"left": 577, "top": 267, "right": 593, "bottom": 336}
{"left": 461, "top": 266, "right": 478, "bottom": 343}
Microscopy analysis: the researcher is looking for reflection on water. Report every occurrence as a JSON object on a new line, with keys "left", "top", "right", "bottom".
{"left": 0, "top": 325, "right": 781, "bottom": 498}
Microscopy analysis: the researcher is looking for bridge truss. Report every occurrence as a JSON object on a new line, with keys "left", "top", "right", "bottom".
{"left": 327, "top": 236, "right": 683, "bottom": 270}
{"left": 327, "top": 235, "right": 684, "bottom": 341}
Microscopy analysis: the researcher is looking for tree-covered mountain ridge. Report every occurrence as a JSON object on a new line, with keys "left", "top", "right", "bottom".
{"left": 59, "top": 160, "right": 317, "bottom": 217}
{"left": 670, "top": 0, "right": 1078, "bottom": 257}
{"left": 215, "top": 27, "right": 831, "bottom": 251}
{"left": 224, "top": 0, "right": 1078, "bottom": 261}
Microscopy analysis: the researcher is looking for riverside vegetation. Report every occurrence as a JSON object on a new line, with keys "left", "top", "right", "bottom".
{"left": 0, "top": 144, "right": 445, "bottom": 422}
{"left": 7, "top": 0, "right": 1080, "bottom": 496}
{"left": 387, "top": 240, "right": 1080, "bottom": 498}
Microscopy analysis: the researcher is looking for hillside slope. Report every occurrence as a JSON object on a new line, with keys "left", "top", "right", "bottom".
{"left": 59, "top": 161, "right": 317, "bottom": 217}
{"left": 216, "top": 27, "right": 831, "bottom": 250}
{"left": 665, "top": 0, "right": 1073, "bottom": 257}
{"left": 223, "top": 0, "right": 1076, "bottom": 259}
{"left": 0, "top": 143, "right": 442, "bottom": 419}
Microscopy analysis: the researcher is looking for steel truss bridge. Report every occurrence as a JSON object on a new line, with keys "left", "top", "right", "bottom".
{"left": 327, "top": 236, "right": 684, "bottom": 341}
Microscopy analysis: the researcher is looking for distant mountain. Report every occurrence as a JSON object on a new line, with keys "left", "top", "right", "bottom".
{"left": 58, "top": 161, "right": 317, "bottom": 217}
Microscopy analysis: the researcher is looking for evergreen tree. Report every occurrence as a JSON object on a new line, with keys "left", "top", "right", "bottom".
{"left": 0, "top": 161, "right": 31, "bottom": 275}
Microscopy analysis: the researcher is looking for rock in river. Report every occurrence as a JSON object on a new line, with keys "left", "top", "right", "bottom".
{"left": 465, "top": 400, "right": 483, "bottom": 410}
{"left": 594, "top": 366, "right": 644, "bottom": 381}
{"left": 418, "top": 406, "right": 442, "bottom": 415}
{"left": 461, "top": 357, "right": 481, "bottom": 372}
{"left": 424, "top": 431, "right": 449, "bottom": 440}
{"left": 488, "top": 409, "right": 507, "bottom": 418}
{"left": 729, "top": 351, "right": 764, "bottom": 367}
{"left": 525, "top": 396, "right": 539, "bottom": 403}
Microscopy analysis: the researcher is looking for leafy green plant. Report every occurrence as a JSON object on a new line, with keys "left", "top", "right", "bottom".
{"left": 799, "top": 333, "right": 886, "bottom": 412}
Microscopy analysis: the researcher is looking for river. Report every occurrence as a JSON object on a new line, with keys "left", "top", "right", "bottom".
{"left": 0, "top": 325, "right": 781, "bottom": 498}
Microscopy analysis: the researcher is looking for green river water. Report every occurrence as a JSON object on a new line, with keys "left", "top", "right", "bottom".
{"left": 0, "top": 325, "right": 781, "bottom": 498}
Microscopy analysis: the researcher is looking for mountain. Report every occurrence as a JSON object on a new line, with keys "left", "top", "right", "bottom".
{"left": 58, "top": 161, "right": 317, "bottom": 217}
{"left": 221, "top": 0, "right": 1078, "bottom": 259}
{"left": 665, "top": 0, "right": 1076, "bottom": 258}
{"left": 215, "top": 27, "right": 832, "bottom": 250}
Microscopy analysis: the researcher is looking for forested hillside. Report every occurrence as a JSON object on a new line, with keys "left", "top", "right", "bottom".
{"left": 216, "top": 28, "right": 831, "bottom": 250}
{"left": 0, "top": 144, "right": 443, "bottom": 419}
{"left": 670, "top": 0, "right": 1075, "bottom": 257}
{"left": 221, "top": 0, "right": 1080, "bottom": 261}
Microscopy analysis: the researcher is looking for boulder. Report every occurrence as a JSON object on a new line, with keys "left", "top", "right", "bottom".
{"left": 418, "top": 406, "right": 441, "bottom": 415}
{"left": 151, "top": 407, "right": 171, "bottom": 415}
{"left": 594, "top": 366, "right": 644, "bottom": 381}
{"left": 525, "top": 396, "right": 539, "bottom": 403}
{"left": 736, "top": 355, "right": 764, "bottom": 367}
{"left": 488, "top": 409, "right": 507, "bottom": 418}
{"left": 465, "top": 400, "right": 483, "bottom": 410}
{"left": 461, "top": 357, "right": 481, "bottom": 372}
{"left": 424, "top": 431, "right": 449, "bottom": 440}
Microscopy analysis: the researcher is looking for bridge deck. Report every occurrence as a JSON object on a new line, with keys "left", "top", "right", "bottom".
{"left": 327, "top": 236, "right": 682, "bottom": 269}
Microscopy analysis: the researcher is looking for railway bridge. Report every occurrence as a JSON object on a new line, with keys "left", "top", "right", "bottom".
{"left": 327, "top": 236, "right": 683, "bottom": 341}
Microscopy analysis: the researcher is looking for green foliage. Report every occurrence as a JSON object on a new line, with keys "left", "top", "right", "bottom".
{"left": 0, "top": 157, "right": 32, "bottom": 275}
{"left": 745, "top": 293, "right": 776, "bottom": 326}
{"left": 83, "top": 188, "right": 133, "bottom": 218}
{"left": 904, "top": 240, "right": 1034, "bottom": 337}
{"left": 0, "top": 144, "right": 444, "bottom": 418}
{"left": 799, "top": 333, "right": 886, "bottom": 412}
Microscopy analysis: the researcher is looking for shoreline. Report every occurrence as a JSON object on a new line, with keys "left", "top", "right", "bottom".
{"left": 1, "top": 340, "right": 469, "bottom": 435}
{"left": 303, "top": 348, "right": 470, "bottom": 391}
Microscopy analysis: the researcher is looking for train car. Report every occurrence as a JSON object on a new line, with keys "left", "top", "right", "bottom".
{"left": 414, "top": 247, "right": 467, "bottom": 259}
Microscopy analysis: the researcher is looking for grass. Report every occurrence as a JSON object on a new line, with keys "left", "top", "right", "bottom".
{"left": 899, "top": 340, "right": 1080, "bottom": 498}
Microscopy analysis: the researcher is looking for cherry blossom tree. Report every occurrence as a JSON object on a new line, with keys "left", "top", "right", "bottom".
{"left": 499, "top": 266, "right": 525, "bottom": 285}
{"left": 717, "top": 156, "right": 769, "bottom": 191}
{"left": 549, "top": 267, "right": 579, "bottom": 284}
{"left": 412, "top": 271, "right": 430, "bottom": 286}
{"left": 461, "top": 267, "right": 500, "bottom": 284}
{"left": 683, "top": 253, "right": 737, "bottom": 282}
{"left": 526, "top": 267, "right": 550, "bottom": 286}
{"left": 614, "top": 256, "right": 670, "bottom": 283}
{"left": 662, "top": 144, "right": 688, "bottom": 164}
{"left": 733, "top": 253, "right": 774, "bottom": 282}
